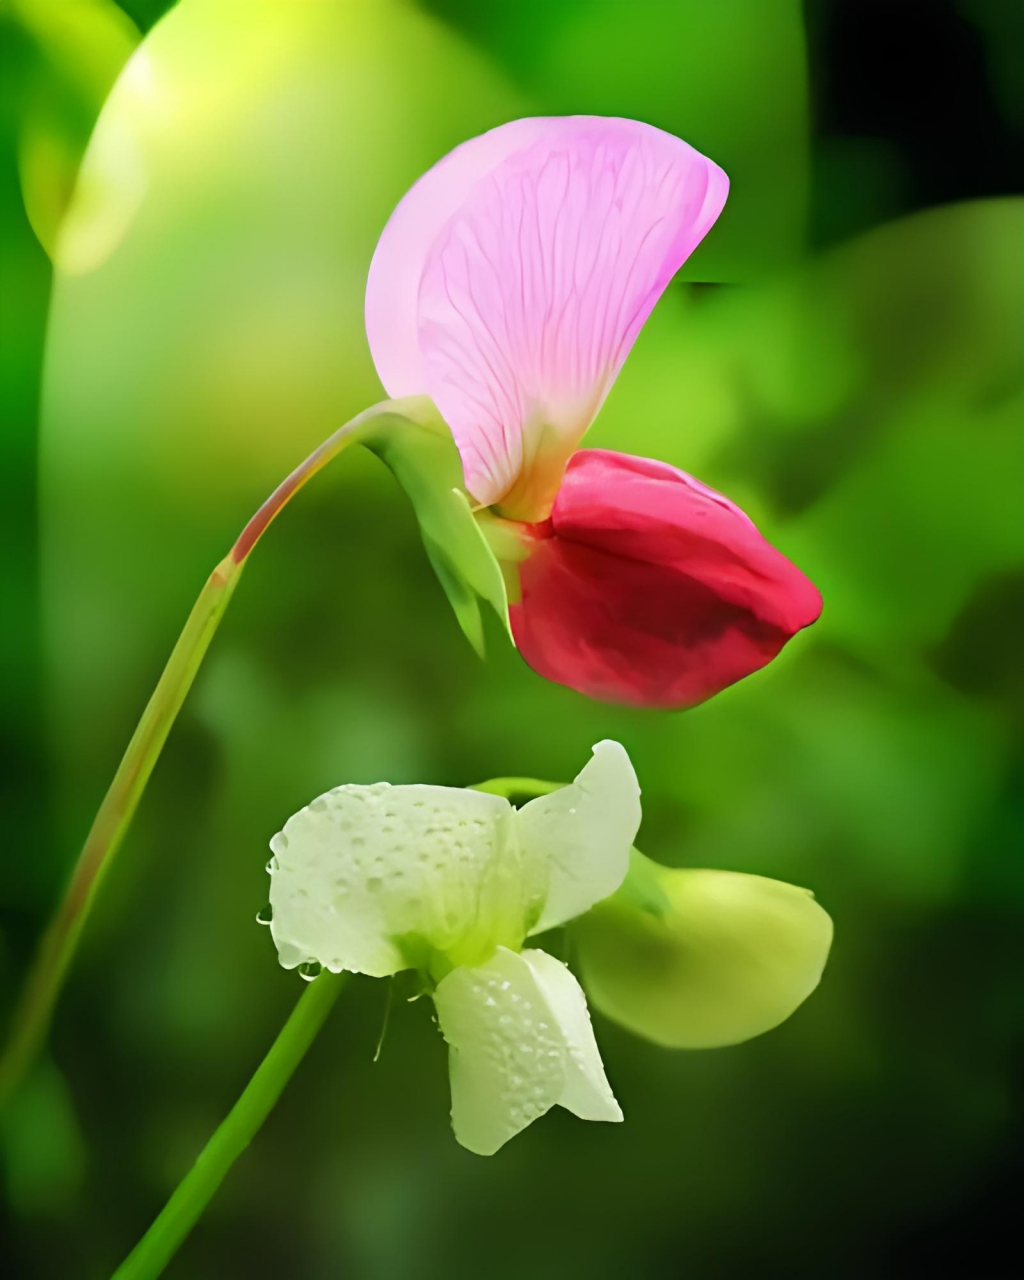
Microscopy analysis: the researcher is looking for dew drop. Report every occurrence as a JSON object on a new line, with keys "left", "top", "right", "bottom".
{"left": 255, "top": 905, "right": 273, "bottom": 926}
{"left": 298, "top": 961, "right": 322, "bottom": 982}
{"left": 367, "top": 877, "right": 383, "bottom": 893}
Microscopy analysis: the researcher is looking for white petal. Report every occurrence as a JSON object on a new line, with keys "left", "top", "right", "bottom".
{"left": 516, "top": 740, "right": 641, "bottom": 934}
{"left": 268, "top": 783, "right": 544, "bottom": 977}
{"left": 434, "top": 948, "right": 564, "bottom": 1156}
{"left": 521, "top": 949, "right": 622, "bottom": 1123}
{"left": 434, "top": 947, "right": 620, "bottom": 1156}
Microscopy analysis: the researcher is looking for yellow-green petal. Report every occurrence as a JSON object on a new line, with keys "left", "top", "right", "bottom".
{"left": 574, "top": 854, "right": 833, "bottom": 1049}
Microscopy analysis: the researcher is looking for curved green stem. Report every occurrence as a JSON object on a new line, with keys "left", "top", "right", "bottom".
{"left": 111, "top": 972, "right": 349, "bottom": 1280}
{"left": 0, "top": 399, "right": 418, "bottom": 1107}
{"left": 0, "top": 559, "right": 241, "bottom": 1104}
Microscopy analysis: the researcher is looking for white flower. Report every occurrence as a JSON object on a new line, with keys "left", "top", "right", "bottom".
{"left": 266, "top": 741, "right": 641, "bottom": 1155}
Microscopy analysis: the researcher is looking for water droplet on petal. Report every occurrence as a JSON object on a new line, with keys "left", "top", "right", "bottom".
{"left": 298, "top": 961, "right": 322, "bottom": 982}
{"left": 256, "top": 905, "right": 273, "bottom": 926}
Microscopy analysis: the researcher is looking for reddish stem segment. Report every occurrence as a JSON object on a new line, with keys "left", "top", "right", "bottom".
{"left": 0, "top": 401, "right": 401, "bottom": 1107}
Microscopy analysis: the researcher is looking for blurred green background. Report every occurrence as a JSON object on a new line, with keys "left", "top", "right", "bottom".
{"left": 2, "top": 1, "right": 1022, "bottom": 1276}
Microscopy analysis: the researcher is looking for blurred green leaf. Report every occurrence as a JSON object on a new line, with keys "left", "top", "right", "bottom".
{"left": 0, "top": 1058, "right": 86, "bottom": 1216}
{"left": 6, "top": 0, "right": 139, "bottom": 254}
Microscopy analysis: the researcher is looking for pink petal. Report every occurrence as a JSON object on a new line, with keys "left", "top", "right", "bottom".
{"left": 509, "top": 450, "right": 821, "bottom": 709}
{"left": 365, "top": 117, "right": 728, "bottom": 517}
{"left": 366, "top": 119, "right": 552, "bottom": 402}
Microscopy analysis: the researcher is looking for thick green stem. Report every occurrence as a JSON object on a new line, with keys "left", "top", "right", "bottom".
{"left": 0, "top": 400, "right": 412, "bottom": 1107}
{"left": 111, "top": 972, "right": 348, "bottom": 1280}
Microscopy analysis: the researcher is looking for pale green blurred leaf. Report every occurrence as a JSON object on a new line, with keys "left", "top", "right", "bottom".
{"left": 39, "top": 0, "right": 526, "bottom": 834}
{"left": 8, "top": 0, "right": 139, "bottom": 254}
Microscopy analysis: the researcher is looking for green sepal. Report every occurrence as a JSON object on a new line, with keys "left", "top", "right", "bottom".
{"left": 573, "top": 851, "right": 832, "bottom": 1050}
{"left": 361, "top": 397, "right": 511, "bottom": 656}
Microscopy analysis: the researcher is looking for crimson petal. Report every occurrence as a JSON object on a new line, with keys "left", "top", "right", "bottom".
{"left": 509, "top": 449, "right": 821, "bottom": 708}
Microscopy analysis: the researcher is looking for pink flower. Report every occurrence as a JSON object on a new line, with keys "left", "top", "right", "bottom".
{"left": 366, "top": 117, "right": 820, "bottom": 707}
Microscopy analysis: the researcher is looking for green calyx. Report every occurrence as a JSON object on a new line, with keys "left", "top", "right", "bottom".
{"left": 361, "top": 397, "right": 511, "bottom": 656}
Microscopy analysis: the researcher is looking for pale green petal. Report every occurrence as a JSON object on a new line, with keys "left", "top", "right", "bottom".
{"left": 268, "top": 783, "right": 544, "bottom": 978}
{"left": 522, "top": 950, "right": 622, "bottom": 1123}
{"left": 517, "top": 740, "right": 641, "bottom": 934}
{"left": 574, "top": 855, "right": 833, "bottom": 1049}
{"left": 434, "top": 947, "right": 621, "bottom": 1155}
